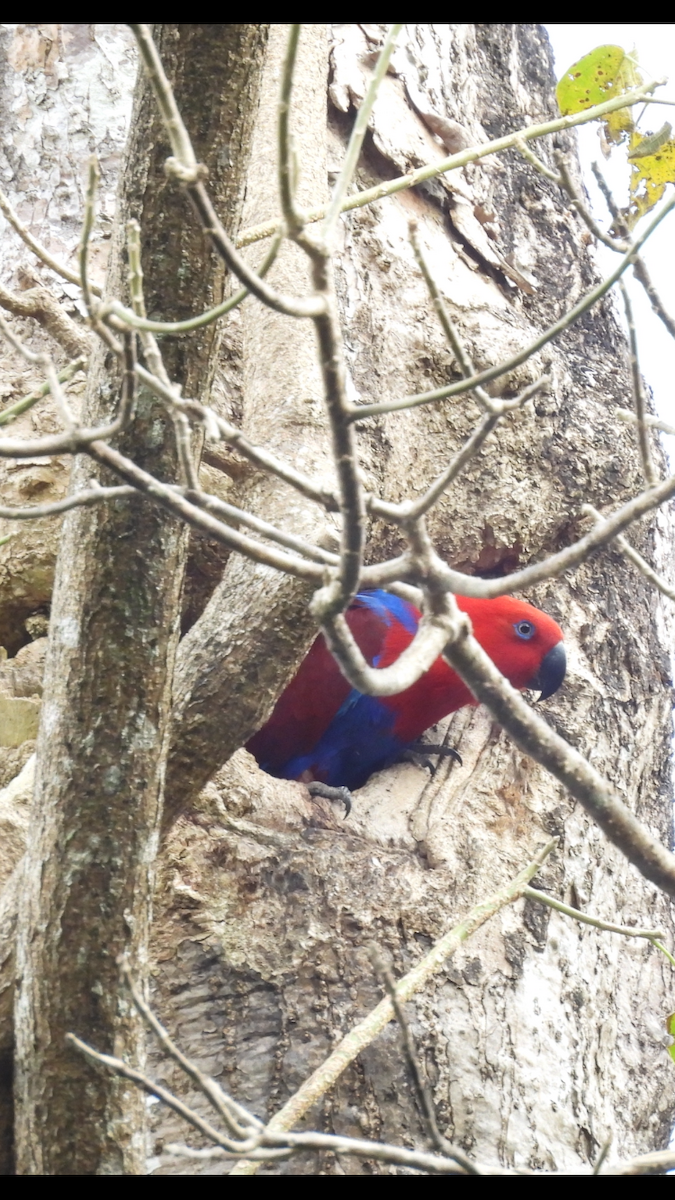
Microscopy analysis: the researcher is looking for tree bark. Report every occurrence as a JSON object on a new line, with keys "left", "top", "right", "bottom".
{"left": 11, "top": 24, "right": 268, "bottom": 1175}
{"left": 0, "top": 23, "right": 673, "bottom": 1176}
{"left": 148, "top": 24, "right": 675, "bottom": 1173}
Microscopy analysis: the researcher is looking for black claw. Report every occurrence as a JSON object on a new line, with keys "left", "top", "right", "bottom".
{"left": 307, "top": 781, "right": 352, "bottom": 818}
{"left": 406, "top": 742, "right": 463, "bottom": 767}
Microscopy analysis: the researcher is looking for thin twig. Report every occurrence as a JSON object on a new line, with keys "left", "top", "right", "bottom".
{"left": 371, "top": 946, "right": 481, "bottom": 1175}
{"left": 592, "top": 1138, "right": 612, "bottom": 1176}
{"left": 0, "top": 356, "right": 87, "bottom": 427}
{"left": 235, "top": 78, "right": 664, "bottom": 248}
{"left": 515, "top": 137, "right": 561, "bottom": 184}
{"left": 86, "top": 439, "right": 324, "bottom": 580}
{"left": 65, "top": 1033, "right": 263, "bottom": 1155}
{"left": 0, "top": 185, "right": 102, "bottom": 296}
{"left": 555, "top": 153, "right": 628, "bottom": 252}
{"left": 620, "top": 280, "right": 657, "bottom": 486}
{"left": 277, "top": 25, "right": 304, "bottom": 237}
{"left": 309, "top": 265, "right": 366, "bottom": 612}
{"left": 616, "top": 408, "right": 675, "bottom": 437}
{"left": 120, "top": 960, "right": 258, "bottom": 1138}
{"left": 0, "top": 280, "right": 90, "bottom": 359}
{"left": 104, "top": 234, "right": 281, "bottom": 334}
{"left": 322, "top": 24, "right": 402, "bottom": 249}
{"left": 353, "top": 192, "right": 675, "bottom": 419}
{"left": 403, "top": 376, "right": 549, "bottom": 523}
{"left": 409, "top": 221, "right": 499, "bottom": 415}
{"left": 169, "top": 1137, "right": 473, "bottom": 1173}
{"left": 632, "top": 256, "right": 675, "bottom": 341}
{"left": 229, "top": 841, "right": 555, "bottom": 1174}
{"left": 79, "top": 157, "right": 100, "bottom": 318}
{"left": 582, "top": 503, "right": 675, "bottom": 604}
{"left": 186, "top": 489, "right": 337, "bottom": 565}
{"left": 130, "top": 26, "right": 322, "bottom": 319}
{"left": 0, "top": 486, "right": 136, "bottom": 520}
{"left": 523, "top": 887, "right": 667, "bottom": 942}
{"left": 128, "top": 25, "right": 199, "bottom": 179}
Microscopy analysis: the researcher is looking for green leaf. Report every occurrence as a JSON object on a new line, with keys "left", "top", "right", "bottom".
{"left": 556, "top": 45, "right": 641, "bottom": 145}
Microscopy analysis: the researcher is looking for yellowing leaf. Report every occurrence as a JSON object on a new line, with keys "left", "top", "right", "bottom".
{"left": 627, "top": 129, "right": 675, "bottom": 227}
{"left": 628, "top": 122, "right": 673, "bottom": 159}
{"left": 556, "top": 45, "right": 641, "bottom": 146}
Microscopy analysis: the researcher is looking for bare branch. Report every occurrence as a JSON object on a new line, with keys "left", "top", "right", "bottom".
{"left": 0, "top": 185, "right": 102, "bottom": 296}
{"left": 104, "top": 234, "right": 281, "bottom": 335}
{"left": 168, "top": 1137, "right": 473, "bottom": 1173}
{"left": 188, "top": 182, "right": 324, "bottom": 318}
{"left": 616, "top": 408, "right": 675, "bottom": 437}
{"left": 523, "top": 886, "right": 667, "bottom": 942}
{"left": 353, "top": 192, "right": 675, "bottom": 419}
{"left": 440, "top": 596, "right": 675, "bottom": 897}
{"left": 119, "top": 960, "right": 259, "bottom": 1139}
{"left": 321, "top": 24, "right": 402, "bottom": 249}
{"left": 603, "top": 1149, "right": 675, "bottom": 1176}
{"left": 554, "top": 152, "right": 628, "bottom": 252}
{"left": 315, "top": 594, "right": 458, "bottom": 697}
{"left": 402, "top": 376, "right": 549, "bottom": 523}
{"left": 409, "top": 221, "right": 499, "bottom": 415}
{"left": 130, "top": 24, "right": 322, "bottom": 318}
{"left": 582, "top": 503, "right": 675, "bottom": 604}
{"left": 632, "top": 255, "right": 675, "bottom": 341}
{"left": 236, "top": 77, "right": 665, "bottom": 248}
{"left": 515, "top": 137, "right": 561, "bottom": 184}
{"left": 371, "top": 946, "right": 481, "bottom": 1175}
{"left": 79, "top": 157, "right": 100, "bottom": 318}
{"left": 0, "top": 281, "right": 90, "bottom": 359}
{"left": 65, "top": 1033, "right": 252, "bottom": 1154}
{"left": 619, "top": 280, "right": 657, "bottom": 486}
{"left": 128, "top": 24, "right": 200, "bottom": 180}
{"left": 0, "top": 356, "right": 87, "bottom": 428}
{"left": 377, "top": 469, "right": 675, "bottom": 601}
{"left": 0, "top": 485, "right": 136, "bottom": 521}
{"left": 310, "top": 273, "right": 366, "bottom": 609}
{"left": 277, "top": 25, "right": 305, "bottom": 238}
{"left": 229, "top": 841, "right": 554, "bottom": 1174}
{"left": 86, "top": 439, "right": 324, "bottom": 580}
{"left": 186, "top": 488, "right": 337, "bottom": 565}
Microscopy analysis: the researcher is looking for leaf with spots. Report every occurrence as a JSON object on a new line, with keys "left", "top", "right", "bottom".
{"left": 556, "top": 45, "right": 641, "bottom": 145}
{"left": 626, "top": 128, "right": 675, "bottom": 227}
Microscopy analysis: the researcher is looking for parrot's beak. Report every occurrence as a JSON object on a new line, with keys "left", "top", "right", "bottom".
{"left": 528, "top": 640, "right": 566, "bottom": 702}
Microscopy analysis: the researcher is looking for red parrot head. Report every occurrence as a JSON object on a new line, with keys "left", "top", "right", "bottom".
{"left": 456, "top": 595, "right": 566, "bottom": 701}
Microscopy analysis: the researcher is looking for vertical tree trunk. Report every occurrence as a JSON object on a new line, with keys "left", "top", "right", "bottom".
{"left": 0, "top": 23, "right": 673, "bottom": 1176}
{"left": 147, "top": 25, "right": 675, "bottom": 1174}
{"left": 12, "top": 25, "right": 268, "bottom": 1175}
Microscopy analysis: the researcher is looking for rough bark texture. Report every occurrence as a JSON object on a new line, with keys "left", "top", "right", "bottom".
{"left": 165, "top": 24, "right": 332, "bottom": 825}
{"left": 0, "top": 22, "right": 673, "bottom": 1176}
{"left": 148, "top": 25, "right": 675, "bottom": 1174}
{"left": 10, "top": 24, "right": 269, "bottom": 1175}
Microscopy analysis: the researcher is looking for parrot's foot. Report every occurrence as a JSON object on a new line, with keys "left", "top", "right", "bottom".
{"left": 403, "top": 742, "right": 463, "bottom": 772}
{"left": 307, "top": 781, "right": 352, "bottom": 818}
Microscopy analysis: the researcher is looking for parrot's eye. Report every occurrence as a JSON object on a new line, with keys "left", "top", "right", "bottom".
{"left": 514, "top": 620, "right": 535, "bottom": 640}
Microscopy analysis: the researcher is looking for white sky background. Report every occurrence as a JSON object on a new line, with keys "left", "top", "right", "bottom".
{"left": 546, "top": 25, "right": 675, "bottom": 429}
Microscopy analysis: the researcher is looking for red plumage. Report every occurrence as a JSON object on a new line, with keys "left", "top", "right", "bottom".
{"left": 247, "top": 590, "right": 565, "bottom": 791}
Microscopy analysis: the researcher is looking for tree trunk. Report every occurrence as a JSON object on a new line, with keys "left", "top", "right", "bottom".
{"left": 148, "top": 24, "right": 675, "bottom": 1174}
{"left": 8, "top": 24, "right": 268, "bottom": 1174}
{"left": 0, "top": 23, "right": 673, "bottom": 1176}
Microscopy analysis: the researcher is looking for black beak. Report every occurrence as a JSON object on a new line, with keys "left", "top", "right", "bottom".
{"left": 528, "top": 641, "right": 566, "bottom": 702}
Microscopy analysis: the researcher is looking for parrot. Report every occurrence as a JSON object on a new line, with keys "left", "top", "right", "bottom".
{"left": 246, "top": 589, "right": 566, "bottom": 796}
